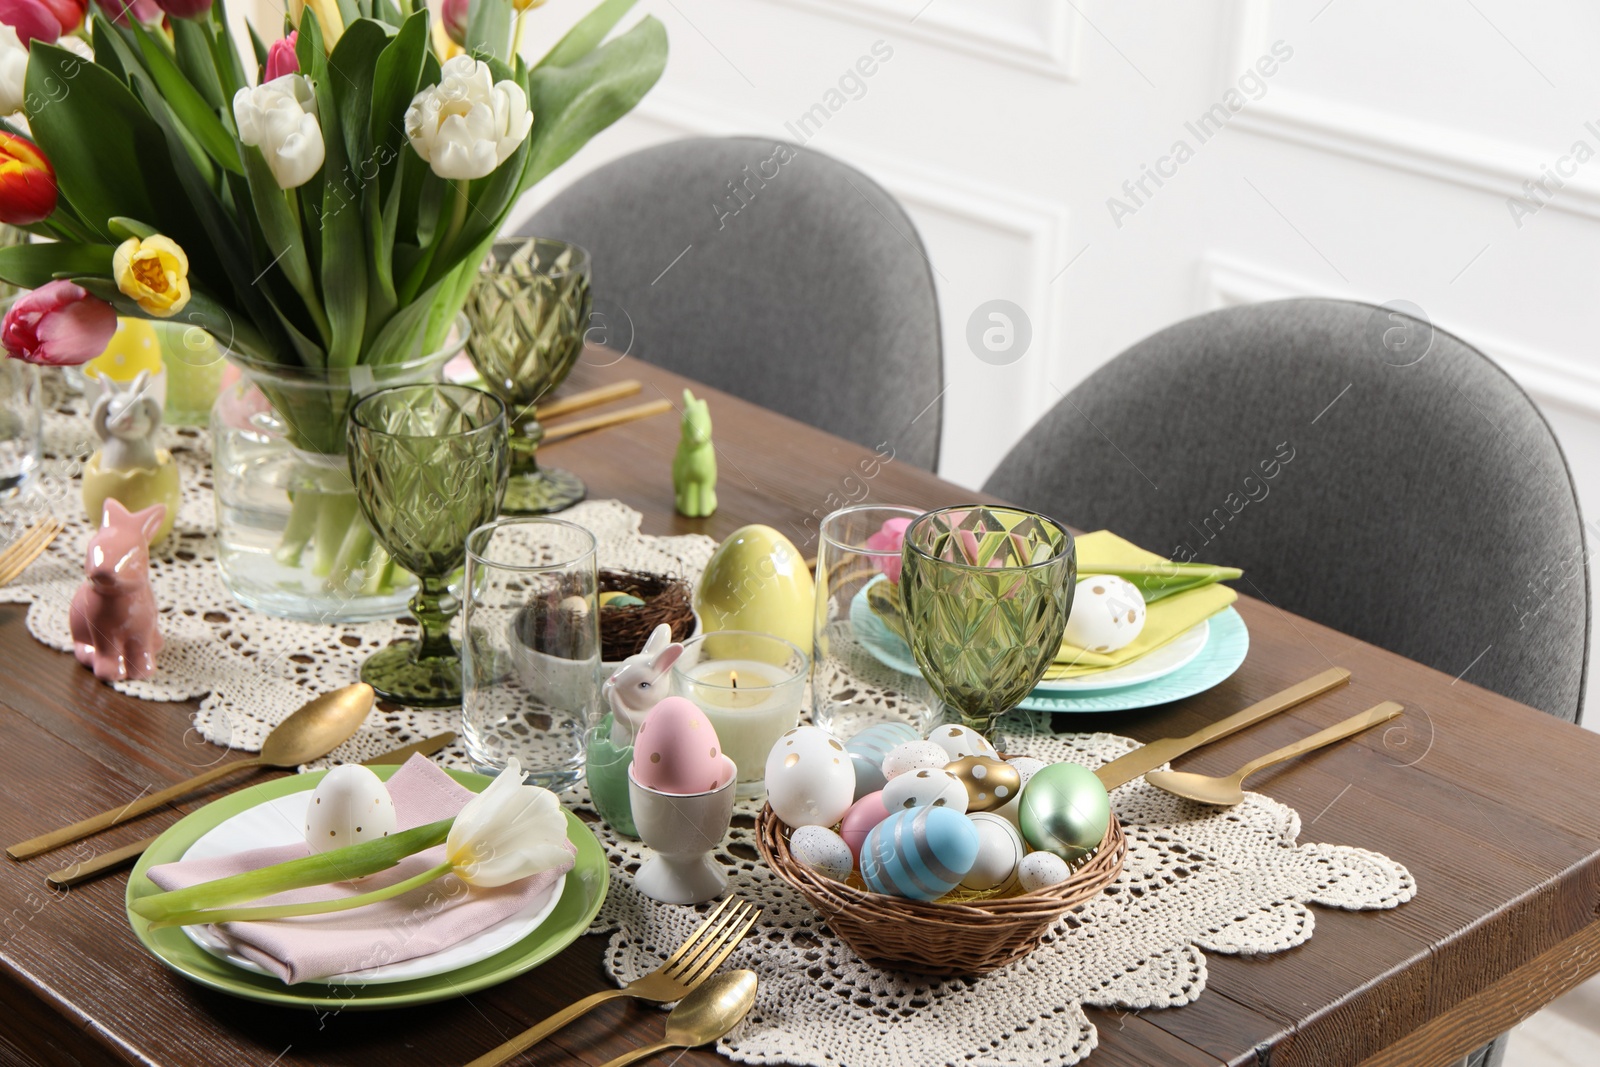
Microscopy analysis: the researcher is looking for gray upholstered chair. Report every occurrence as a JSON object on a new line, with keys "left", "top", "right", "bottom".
{"left": 519, "top": 136, "right": 943, "bottom": 469}
{"left": 985, "top": 298, "right": 1591, "bottom": 1067}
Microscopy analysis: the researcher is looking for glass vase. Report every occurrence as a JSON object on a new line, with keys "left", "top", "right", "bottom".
{"left": 209, "top": 318, "right": 468, "bottom": 622}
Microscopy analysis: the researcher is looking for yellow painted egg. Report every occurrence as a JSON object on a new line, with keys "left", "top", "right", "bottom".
{"left": 695, "top": 524, "right": 815, "bottom": 654}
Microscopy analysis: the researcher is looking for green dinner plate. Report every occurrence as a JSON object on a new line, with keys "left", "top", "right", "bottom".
{"left": 126, "top": 766, "right": 608, "bottom": 1010}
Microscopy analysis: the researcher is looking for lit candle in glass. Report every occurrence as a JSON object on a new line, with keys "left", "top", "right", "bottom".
{"left": 673, "top": 630, "right": 808, "bottom": 797}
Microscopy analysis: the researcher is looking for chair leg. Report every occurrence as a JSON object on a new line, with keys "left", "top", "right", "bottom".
{"left": 1459, "top": 1034, "right": 1507, "bottom": 1067}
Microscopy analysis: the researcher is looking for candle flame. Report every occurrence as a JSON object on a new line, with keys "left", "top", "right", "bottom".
{"left": 730, "top": 670, "right": 739, "bottom": 690}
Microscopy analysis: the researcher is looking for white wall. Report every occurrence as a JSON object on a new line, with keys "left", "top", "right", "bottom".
{"left": 509, "top": 0, "right": 1600, "bottom": 712}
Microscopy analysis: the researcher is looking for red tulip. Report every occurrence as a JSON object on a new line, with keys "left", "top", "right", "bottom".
{"left": 0, "top": 131, "right": 56, "bottom": 225}
{"left": 0, "top": 0, "right": 59, "bottom": 44}
{"left": 264, "top": 31, "right": 298, "bottom": 81}
{"left": 442, "top": 0, "right": 468, "bottom": 46}
{"left": 2, "top": 281, "right": 118, "bottom": 367}
{"left": 32, "top": 0, "right": 82, "bottom": 34}
{"left": 152, "top": 0, "right": 210, "bottom": 18}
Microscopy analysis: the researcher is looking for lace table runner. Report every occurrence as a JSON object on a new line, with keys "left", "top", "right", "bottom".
{"left": 6, "top": 382, "right": 1416, "bottom": 1066}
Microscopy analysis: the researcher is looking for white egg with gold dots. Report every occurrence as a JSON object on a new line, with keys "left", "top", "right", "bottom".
{"left": 764, "top": 726, "right": 856, "bottom": 828}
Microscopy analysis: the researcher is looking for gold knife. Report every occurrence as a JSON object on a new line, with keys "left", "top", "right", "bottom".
{"left": 45, "top": 732, "right": 457, "bottom": 889}
{"left": 1093, "top": 668, "right": 1351, "bottom": 791}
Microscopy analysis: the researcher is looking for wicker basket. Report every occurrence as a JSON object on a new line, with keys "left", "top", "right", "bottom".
{"left": 756, "top": 803, "right": 1126, "bottom": 977}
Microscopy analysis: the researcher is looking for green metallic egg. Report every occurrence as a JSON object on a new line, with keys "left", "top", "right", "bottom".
{"left": 1018, "top": 762, "right": 1110, "bottom": 862}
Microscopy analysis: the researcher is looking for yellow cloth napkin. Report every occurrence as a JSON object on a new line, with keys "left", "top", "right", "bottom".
{"left": 1046, "top": 532, "right": 1237, "bottom": 680}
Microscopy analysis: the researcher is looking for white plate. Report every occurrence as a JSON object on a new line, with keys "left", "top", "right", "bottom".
{"left": 180, "top": 792, "right": 565, "bottom": 986}
{"left": 1035, "top": 617, "right": 1210, "bottom": 692}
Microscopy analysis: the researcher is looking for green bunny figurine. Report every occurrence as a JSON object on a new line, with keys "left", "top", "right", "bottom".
{"left": 673, "top": 389, "right": 717, "bottom": 517}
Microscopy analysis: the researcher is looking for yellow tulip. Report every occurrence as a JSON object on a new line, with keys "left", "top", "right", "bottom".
{"left": 511, "top": 0, "right": 546, "bottom": 10}
{"left": 113, "top": 236, "right": 191, "bottom": 319}
{"left": 302, "top": 0, "right": 343, "bottom": 48}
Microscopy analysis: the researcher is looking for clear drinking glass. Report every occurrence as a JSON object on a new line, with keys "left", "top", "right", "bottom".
{"left": 811, "top": 504, "right": 940, "bottom": 738}
{"left": 0, "top": 359, "right": 41, "bottom": 500}
{"left": 900, "top": 506, "right": 1076, "bottom": 740}
{"left": 348, "top": 384, "right": 508, "bottom": 706}
{"left": 463, "top": 237, "right": 592, "bottom": 514}
{"left": 462, "top": 517, "right": 600, "bottom": 791}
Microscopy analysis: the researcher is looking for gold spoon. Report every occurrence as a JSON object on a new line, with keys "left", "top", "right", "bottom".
{"left": 7, "top": 683, "right": 375, "bottom": 860}
{"left": 1144, "top": 701, "right": 1402, "bottom": 807}
{"left": 596, "top": 970, "right": 758, "bottom": 1067}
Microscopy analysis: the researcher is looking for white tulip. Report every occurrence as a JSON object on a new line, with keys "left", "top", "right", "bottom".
{"left": 404, "top": 55, "right": 532, "bottom": 181}
{"left": 232, "top": 74, "right": 326, "bottom": 190}
{"left": 445, "top": 758, "right": 571, "bottom": 888}
{"left": 0, "top": 24, "right": 27, "bottom": 117}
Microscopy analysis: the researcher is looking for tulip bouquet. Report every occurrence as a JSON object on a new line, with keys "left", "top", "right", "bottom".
{"left": 0, "top": 0, "right": 663, "bottom": 603}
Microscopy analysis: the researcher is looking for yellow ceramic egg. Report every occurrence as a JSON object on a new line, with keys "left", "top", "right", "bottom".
{"left": 695, "top": 524, "right": 815, "bottom": 654}
{"left": 89, "top": 319, "right": 164, "bottom": 381}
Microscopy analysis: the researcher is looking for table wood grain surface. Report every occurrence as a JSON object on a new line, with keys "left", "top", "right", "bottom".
{"left": 2, "top": 352, "right": 1598, "bottom": 1067}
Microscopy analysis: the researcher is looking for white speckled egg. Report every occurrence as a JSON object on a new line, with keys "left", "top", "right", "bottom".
{"left": 844, "top": 722, "right": 920, "bottom": 799}
{"left": 926, "top": 723, "right": 998, "bottom": 761}
{"left": 1018, "top": 850, "right": 1072, "bottom": 892}
{"left": 993, "top": 757, "right": 1049, "bottom": 828}
{"left": 764, "top": 726, "right": 856, "bottom": 829}
{"left": 1063, "top": 575, "right": 1146, "bottom": 653}
{"left": 961, "top": 812, "right": 1026, "bottom": 892}
{"left": 304, "top": 765, "right": 396, "bottom": 854}
{"left": 789, "top": 825, "right": 854, "bottom": 882}
{"left": 881, "top": 739, "right": 950, "bottom": 780}
{"left": 882, "top": 767, "right": 969, "bottom": 815}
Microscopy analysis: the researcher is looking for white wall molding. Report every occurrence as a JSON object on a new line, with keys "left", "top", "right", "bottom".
{"left": 1198, "top": 253, "right": 1600, "bottom": 420}
{"left": 755, "top": 0, "right": 1080, "bottom": 80}
{"left": 1224, "top": 0, "right": 1600, "bottom": 223}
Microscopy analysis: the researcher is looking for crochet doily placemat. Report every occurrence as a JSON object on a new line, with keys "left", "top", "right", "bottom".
{"left": 5, "top": 381, "right": 1416, "bottom": 1066}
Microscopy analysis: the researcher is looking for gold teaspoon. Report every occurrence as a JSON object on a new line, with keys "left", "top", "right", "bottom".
{"left": 596, "top": 970, "right": 758, "bottom": 1067}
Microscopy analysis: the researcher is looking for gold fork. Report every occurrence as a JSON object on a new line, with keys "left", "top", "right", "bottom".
{"left": 0, "top": 519, "right": 62, "bottom": 586}
{"left": 464, "top": 897, "right": 761, "bottom": 1067}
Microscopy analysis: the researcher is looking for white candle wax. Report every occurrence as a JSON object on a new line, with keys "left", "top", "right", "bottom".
{"left": 683, "top": 659, "right": 804, "bottom": 790}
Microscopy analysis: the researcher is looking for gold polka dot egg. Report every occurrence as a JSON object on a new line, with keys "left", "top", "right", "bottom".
{"left": 304, "top": 764, "right": 397, "bottom": 853}
{"left": 630, "top": 696, "right": 732, "bottom": 795}
{"left": 1062, "top": 575, "right": 1146, "bottom": 653}
{"left": 765, "top": 725, "right": 856, "bottom": 828}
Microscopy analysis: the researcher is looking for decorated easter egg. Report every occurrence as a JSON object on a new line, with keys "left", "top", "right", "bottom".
{"left": 993, "top": 756, "right": 1049, "bottom": 827}
{"left": 789, "top": 825, "right": 854, "bottom": 882}
{"left": 961, "top": 812, "right": 1026, "bottom": 892}
{"left": 764, "top": 726, "right": 856, "bottom": 828}
{"left": 882, "top": 739, "right": 950, "bottom": 780}
{"left": 926, "top": 723, "right": 998, "bottom": 761}
{"left": 1019, "top": 762, "right": 1111, "bottom": 861}
{"left": 632, "top": 696, "right": 733, "bottom": 795}
{"left": 860, "top": 806, "right": 980, "bottom": 901}
{"left": 304, "top": 764, "right": 396, "bottom": 853}
{"left": 839, "top": 791, "right": 891, "bottom": 861}
{"left": 844, "top": 721, "right": 920, "bottom": 799}
{"left": 1063, "top": 575, "right": 1146, "bottom": 654}
{"left": 944, "top": 755, "right": 1023, "bottom": 813}
{"left": 696, "top": 525, "right": 816, "bottom": 654}
{"left": 882, "top": 767, "right": 969, "bottom": 815}
{"left": 1018, "top": 850, "right": 1072, "bottom": 892}
{"left": 599, "top": 591, "right": 646, "bottom": 608}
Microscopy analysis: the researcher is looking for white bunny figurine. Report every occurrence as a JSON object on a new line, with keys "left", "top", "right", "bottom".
{"left": 604, "top": 623, "right": 684, "bottom": 746}
{"left": 91, "top": 371, "right": 163, "bottom": 472}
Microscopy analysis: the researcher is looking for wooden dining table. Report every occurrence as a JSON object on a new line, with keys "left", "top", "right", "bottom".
{"left": 2, "top": 349, "right": 1599, "bottom": 1067}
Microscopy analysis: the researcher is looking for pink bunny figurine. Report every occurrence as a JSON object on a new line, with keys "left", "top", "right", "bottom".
{"left": 69, "top": 499, "right": 166, "bottom": 682}
{"left": 604, "top": 623, "right": 684, "bottom": 746}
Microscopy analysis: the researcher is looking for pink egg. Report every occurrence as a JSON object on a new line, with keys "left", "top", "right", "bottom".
{"left": 839, "top": 790, "right": 890, "bottom": 862}
{"left": 630, "top": 697, "right": 732, "bottom": 795}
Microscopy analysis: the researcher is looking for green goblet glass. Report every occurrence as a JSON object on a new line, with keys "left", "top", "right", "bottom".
{"left": 462, "top": 236, "right": 592, "bottom": 514}
{"left": 899, "top": 506, "right": 1076, "bottom": 740}
{"left": 348, "top": 384, "right": 508, "bottom": 706}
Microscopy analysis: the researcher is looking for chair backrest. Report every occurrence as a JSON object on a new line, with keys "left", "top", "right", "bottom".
{"left": 521, "top": 136, "right": 944, "bottom": 469}
{"left": 984, "top": 298, "right": 1590, "bottom": 722}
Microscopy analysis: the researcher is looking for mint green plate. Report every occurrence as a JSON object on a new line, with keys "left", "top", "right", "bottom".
{"left": 126, "top": 766, "right": 608, "bottom": 1010}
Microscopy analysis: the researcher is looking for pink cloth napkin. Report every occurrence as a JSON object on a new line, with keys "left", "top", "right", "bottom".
{"left": 148, "top": 754, "right": 575, "bottom": 984}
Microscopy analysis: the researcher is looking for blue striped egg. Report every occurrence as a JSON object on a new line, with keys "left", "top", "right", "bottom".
{"left": 844, "top": 722, "right": 920, "bottom": 800}
{"left": 859, "top": 806, "right": 980, "bottom": 901}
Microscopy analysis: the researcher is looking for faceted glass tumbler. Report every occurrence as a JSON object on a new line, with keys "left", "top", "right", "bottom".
{"left": 900, "top": 506, "right": 1075, "bottom": 740}
{"left": 462, "top": 517, "right": 600, "bottom": 791}
{"left": 348, "top": 384, "right": 508, "bottom": 706}
{"left": 463, "top": 237, "right": 592, "bottom": 515}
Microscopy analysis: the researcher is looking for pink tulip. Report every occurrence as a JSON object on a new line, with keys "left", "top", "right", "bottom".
{"left": 104, "top": 0, "right": 160, "bottom": 27}
{"left": 0, "top": 0, "right": 60, "bottom": 44}
{"left": 2, "top": 280, "right": 118, "bottom": 366}
{"left": 865, "top": 516, "right": 911, "bottom": 583}
{"left": 442, "top": 0, "right": 469, "bottom": 46}
{"left": 153, "top": 0, "right": 212, "bottom": 18}
{"left": 264, "top": 31, "right": 298, "bottom": 81}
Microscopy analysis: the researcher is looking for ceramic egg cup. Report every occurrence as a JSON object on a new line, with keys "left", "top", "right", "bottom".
{"left": 628, "top": 756, "right": 738, "bottom": 905}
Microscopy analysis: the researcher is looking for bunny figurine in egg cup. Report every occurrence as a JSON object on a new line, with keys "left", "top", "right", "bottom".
{"left": 81, "top": 371, "right": 181, "bottom": 545}
{"left": 627, "top": 696, "right": 737, "bottom": 904}
{"left": 585, "top": 624, "right": 684, "bottom": 839}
